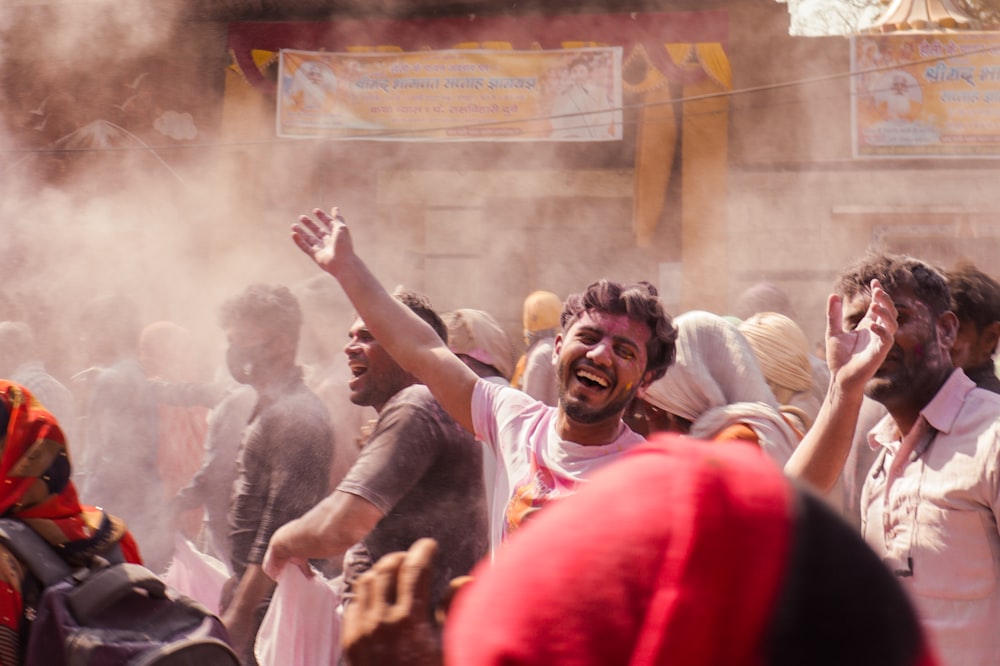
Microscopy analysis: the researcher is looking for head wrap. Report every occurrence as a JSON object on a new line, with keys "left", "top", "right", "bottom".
{"left": 640, "top": 311, "right": 799, "bottom": 465}
{"left": 445, "top": 435, "right": 939, "bottom": 666}
{"left": 443, "top": 309, "right": 516, "bottom": 381}
{"left": 0, "top": 381, "right": 139, "bottom": 566}
{"left": 738, "top": 312, "right": 815, "bottom": 395}
{"left": 522, "top": 291, "right": 562, "bottom": 334}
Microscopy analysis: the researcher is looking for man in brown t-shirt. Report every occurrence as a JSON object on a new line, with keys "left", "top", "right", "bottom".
{"left": 263, "top": 288, "right": 488, "bottom": 612}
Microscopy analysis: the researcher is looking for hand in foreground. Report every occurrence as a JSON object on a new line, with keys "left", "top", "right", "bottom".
{"left": 342, "top": 538, "right": 443, "bottom": 666}
{"left": 825, "top": 278, "right": 898, "bottom": 392}
{"left": 290, "top": 207, "right": 353, "bottom": 276}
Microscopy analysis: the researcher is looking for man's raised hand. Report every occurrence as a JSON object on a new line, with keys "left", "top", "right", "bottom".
{"left": 825, "top": 278, "right": 898, "bottom": 392}
{"left": 290, "top": 207, "right": 352, "bottom": 275}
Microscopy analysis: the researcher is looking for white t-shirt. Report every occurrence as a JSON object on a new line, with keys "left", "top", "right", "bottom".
{"left": 472, "top": 378, "right": 645, "bottom": 555}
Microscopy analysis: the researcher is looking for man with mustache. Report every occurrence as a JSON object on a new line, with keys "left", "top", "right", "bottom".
{"left": 791, "top": 251, "right": 1000, "bottom": 665}
{"left": 275, "top": 207, "right": 677, "bottom": 550}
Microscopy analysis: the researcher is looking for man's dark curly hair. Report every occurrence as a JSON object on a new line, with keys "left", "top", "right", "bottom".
{"left": 219, "top": 283, "right": 303, "bottom": 340}
{"left": 560, "top": 279, "right": 677, "bottom": 382}
{"left": 836, "top": 250, "right": 951, "bottom": 318}
{"left": 392, "top": 286, "right": 448, "bottom": 344}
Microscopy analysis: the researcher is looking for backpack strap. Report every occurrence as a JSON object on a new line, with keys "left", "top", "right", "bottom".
{"left": 0, "top": 518, "right": 73, "bottom": 587}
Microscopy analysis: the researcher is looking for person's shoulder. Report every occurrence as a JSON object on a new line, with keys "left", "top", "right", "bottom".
{"left": 526, "top": 338, "right": 555, "bottom": 358}
{"left": 379, "top": 384, "right": 450, "bottom": 427}
{"left": 385, "top": 383, "right": 435, "bottom": 410}
{"left": 959, "top": 370, "right": 1000, "bottom": 411}
{"left": 259, "top": 380, "right": 331, "bottom": 432}
{"left": 378, "top": 384, "right": 476, "bottom": 446}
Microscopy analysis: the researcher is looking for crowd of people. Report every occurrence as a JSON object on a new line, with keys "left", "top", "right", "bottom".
{"left": 1, "top": 203, "right": 999, "bottom": 665}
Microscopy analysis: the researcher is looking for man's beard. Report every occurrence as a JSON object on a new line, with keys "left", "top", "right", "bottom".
{"left": 863, "top": 367, "right": 912, "bottom": 405}
{"left": 560, "top": 383, "right": 638, "bottom": 425}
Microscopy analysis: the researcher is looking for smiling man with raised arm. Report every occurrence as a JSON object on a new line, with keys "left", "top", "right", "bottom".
{"left": 276, "top": 207, "right": 677, "bottom": 551}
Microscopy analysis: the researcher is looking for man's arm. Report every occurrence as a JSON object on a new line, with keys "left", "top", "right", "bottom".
{"left": 292, "top": 208, "right": 479, "bottom": 432}
{"left": 262, "top": 490, "right": 383, "bottom": 580}
{"left": 221, "top": 564, "right": 275, "bottom": 658}
{"left": 784, "top": 279, "right": 897, "bottom": 492}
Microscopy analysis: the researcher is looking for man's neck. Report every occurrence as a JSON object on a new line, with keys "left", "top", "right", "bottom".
{"left": 253, "top": 364, "right": 300, "bottom": 395}
{"left": 885, "top": 368, "right": 954, "bottom": 437}
{"left": 556, "top": 410, "right": 627, "bottom": 447}
{"left": 372, "top": 378, "right": 418, "bottom": 415}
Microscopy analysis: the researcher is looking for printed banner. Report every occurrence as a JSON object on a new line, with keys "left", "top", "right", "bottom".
{"left": 851, "top": 33, "right": 1000, "bottom": 157}
{"left": 276, "top": 47, "right": 622, "bottom": 141}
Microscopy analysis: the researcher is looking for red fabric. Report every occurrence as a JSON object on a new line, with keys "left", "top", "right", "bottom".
{"left": 0, "top": 381, "right": 146, "bottom": 552}
{"left": 0, "top": 381, "right": 143, "bottom": 665}
{"left": 445, "top": 434, "right": 792, "bottom": 665}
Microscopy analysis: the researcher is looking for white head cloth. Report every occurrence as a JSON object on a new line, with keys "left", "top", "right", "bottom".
{"left": 641, "top": 310, "right": 800, "bottom": 466}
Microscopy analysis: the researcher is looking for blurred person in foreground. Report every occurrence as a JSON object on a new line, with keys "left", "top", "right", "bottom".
{"left": 286, "top": 207, "right": 676, "bottom": 545}
{"left": 217, "top": 284, "right": 333, "bottom": 664}
{"left": 262, "top": 290, "right": 488, "bottom": 615}
{"left": 510, "top": 290, "right": 561, "bottom": 406}
{"left": 0, "top": 381, "right": 143, "bottom": 666}
{"left": 788, "top": 251, "right": 1000, "bottom": 665}
{"left": 340, "top": 433, "right": 939, "bottom": 666}
{"left": 944, "top": 261, "right": 1000, "bottom": 394}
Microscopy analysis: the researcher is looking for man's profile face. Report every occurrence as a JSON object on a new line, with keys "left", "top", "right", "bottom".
{"left": 842, "top": 283, "right": 952, "bottom": 409}
{"left": 343, "top": 317, "right": 413, "bottom": 412}
{"left": 555, "top": 310, "right": 651, "bottom": 426}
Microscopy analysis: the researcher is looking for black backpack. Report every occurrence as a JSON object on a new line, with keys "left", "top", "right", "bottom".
{"left": 0, "top": 518, "right": 239, "bottom": 666}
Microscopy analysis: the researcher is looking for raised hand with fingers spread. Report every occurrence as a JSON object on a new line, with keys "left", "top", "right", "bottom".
{"left": 290, "top": 207, "right": 353, "bottom": 276}
{"left": 825, "top": 278, "right": 898, "bottom": 393}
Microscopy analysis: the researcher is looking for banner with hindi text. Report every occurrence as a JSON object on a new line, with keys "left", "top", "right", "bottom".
{"left": 852, "top": 33, "right": 1000, "bottom": 158}
{"left": 277, "top": 47, "right": 622, "bottom": 142}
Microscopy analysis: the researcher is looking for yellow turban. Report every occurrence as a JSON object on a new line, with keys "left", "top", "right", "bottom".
{"left": 738, "top": 312, "right": 814, "bottom": 396}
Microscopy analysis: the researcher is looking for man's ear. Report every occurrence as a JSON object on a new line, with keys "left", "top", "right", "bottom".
{"left": 984, "top": 321, "right": 1000, "bottom": 357}
{"left": 639, "top": 369, "right": 658, "bottom": 391}
{"left": 938, "top": 310, "right": 960, "bottom": 351}
{"left": 553, "top": 334, "right": 563, "bottom": 361}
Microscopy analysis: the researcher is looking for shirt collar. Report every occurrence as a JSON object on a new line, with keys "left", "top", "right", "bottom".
{"left": 868, "top": 368, "right": 974, "bottom": 449}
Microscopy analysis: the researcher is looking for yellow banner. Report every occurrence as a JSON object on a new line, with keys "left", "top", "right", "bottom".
{"left": 277, "top": 47, "right": 622, "bottom": 141}
{"left": 852, "top": 34, "right": 1000, "bottom": 157}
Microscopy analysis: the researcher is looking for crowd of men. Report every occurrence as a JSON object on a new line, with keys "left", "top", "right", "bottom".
{"left": 2, "top": 203, "right": 1000, "bottom": 665}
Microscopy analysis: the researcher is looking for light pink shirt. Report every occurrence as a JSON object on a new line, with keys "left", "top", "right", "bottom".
{"left": 862, "top": 369, "right": 1000, "bottom": 666}
{"left": 472, "top": 378, "right": 645, "bottom": 554}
